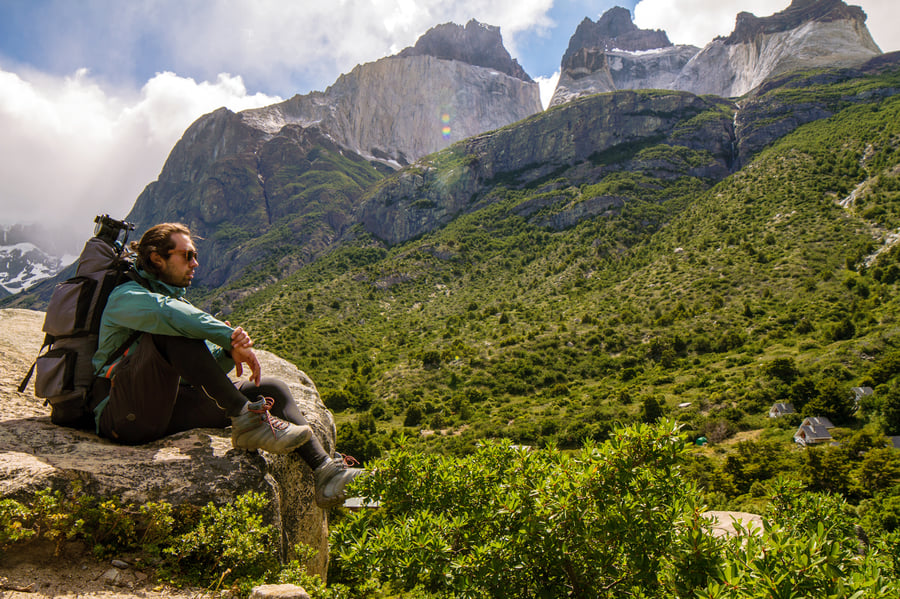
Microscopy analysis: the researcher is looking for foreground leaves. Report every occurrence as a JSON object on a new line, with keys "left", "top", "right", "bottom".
{"left": 331, "top": 421, "right": 714, "bottom": 598}
{"left": 330, "top": 421, "right": 900, "bottom": 598}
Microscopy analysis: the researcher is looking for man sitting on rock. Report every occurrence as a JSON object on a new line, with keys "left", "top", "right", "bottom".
{"left": 92, "top": 222, "right": 361, "bottom": 508}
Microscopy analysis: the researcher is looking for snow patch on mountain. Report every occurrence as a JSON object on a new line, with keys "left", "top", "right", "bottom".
{"left": 0, "top": 243, "right": 66, "bottom": 295}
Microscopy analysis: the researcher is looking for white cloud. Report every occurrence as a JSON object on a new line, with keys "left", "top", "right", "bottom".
{"left": 536, "top": 71, "right": 560, "bottom": 110}
{"left": 633, "top": 0, "right": 786, "bottom": 47}
{"left": 0, "top": 68, "right": 280, "bottom": 251}
{"left": 128, "top": 72, "right": 281, "bottom": 143}
{"left": 633, "top": 0, "right": 899, "bottom": 52}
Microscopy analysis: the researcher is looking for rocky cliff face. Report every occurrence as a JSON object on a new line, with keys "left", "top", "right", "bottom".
{"left": 549, "top": 8, "right": 697, "bottom": 108}
{"left": 359, "top": 89, "right": 737, "bottom": 245}
{"left": 123, "top": 20, "right": 541, "bottom": 289}
{"left": 550, "top": 0, "right": 882, "bottom": 107}
{"left": 725, "top": 0, "right": 870, "bottom": 45}
{"left": 244, "top": 52, "right": 540, "bottom": 167}
{"left": 127, "top": 115, "right": 384, "bottom": 287}
{"left": 360, "top": 51, "right": 900, "bottom": 247}
{"left": 733, "top": 52, "right": 900, "bottom": 168}
{"left": 562, "top": 8, "right": 672, "bottom": 56}
{"left": 550, "top": 45, "right": 700, "bottom": 107}
{"left": 674, "top": 0, "right": 881, "bottom": 98}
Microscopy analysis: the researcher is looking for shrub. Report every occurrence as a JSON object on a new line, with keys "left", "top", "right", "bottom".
{"left": 421, "top": 350, "right": 441, "bottom": 369}
{"left": 696, "top": 478, "right": 896, "bottom": 598}
{"left": 404, "top": 404, "right": 424, "bottom": 427}
{"left": 330, "top": 421, "right": 721, "bottom": 598}
{"left": 164, "top": 491, "right": 278, "bottom": 589}
{"left": 0, "top": 499, "right": 35, "bottom": 549}
{"left": 0, "top": 488, "right": 330, "bottom": 596}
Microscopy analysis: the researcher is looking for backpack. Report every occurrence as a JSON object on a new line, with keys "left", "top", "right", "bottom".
{"left": 19, "top": 215, "right": 145, "bottom": 429}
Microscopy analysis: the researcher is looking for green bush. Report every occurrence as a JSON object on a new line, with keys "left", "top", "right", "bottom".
{"left": 330, "top": 420, "right": 720, "bottom": 597}
{"left": 697, "top": 478, "right": 896, "bottom": 598}
{"left": 403, "top": 403, "right": 424, "bottom": 427}
{"left": 0, "top": 487, "right": 325, "bottom": 596}
{"left": 165, "top": 491, "right": 277, "bottom": 586}
{"left": 0, "top": 499, "right": 35, "bottom": 548}
{"left": 330, "top": 424, "right": 900, "bottom": 598}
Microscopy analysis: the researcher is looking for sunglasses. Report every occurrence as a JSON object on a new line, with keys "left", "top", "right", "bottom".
{"left": 169, "top": 249, "right": 199, "bottom": 262}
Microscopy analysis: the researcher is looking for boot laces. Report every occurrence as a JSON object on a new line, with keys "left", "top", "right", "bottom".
{"left": 336, "top": 453, "right": 360, "bottom": 468}
{"left": 248, "top": 396, "right": 290, "bottom": 437}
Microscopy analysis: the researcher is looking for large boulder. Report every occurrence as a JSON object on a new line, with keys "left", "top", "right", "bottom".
{"left": 0, "top": 308, "right": 335, "bottom": 577}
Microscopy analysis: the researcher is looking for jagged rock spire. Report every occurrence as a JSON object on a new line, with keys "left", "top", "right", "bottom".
{"left": 398, "top": 19, "right": 532, "bottom": 82}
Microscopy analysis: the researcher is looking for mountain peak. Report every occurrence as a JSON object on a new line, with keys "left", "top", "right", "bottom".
{"left": 725, "top": 0, "right": 869, "bottom": 45}
{"left": 397, "top": 19, "right": 532, "bottom": 82}
{"left": 563, "top": 6, "right": 672, "bottom": 64}
{"left": 0, "top": 242, "right": 65, "bottom": 295}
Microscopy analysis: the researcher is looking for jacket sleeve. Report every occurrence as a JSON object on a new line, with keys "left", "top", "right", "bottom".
{"left": 102, "top": 283, "right": 235, "bottom": 352}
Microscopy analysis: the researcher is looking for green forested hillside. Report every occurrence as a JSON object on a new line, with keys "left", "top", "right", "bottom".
{"left": 215, "top": 68, "right": 900, "bottom": 517}
{"left": 4, "top": 62, "right": 900, "bottom": 599}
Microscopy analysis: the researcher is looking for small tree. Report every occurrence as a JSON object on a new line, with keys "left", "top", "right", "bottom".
{"left": 853, "top": 448, "right": 900, "bottom": 497}
{"left": 764, "top": 357, "right": 799, "bottom": 384}
{"left": 640, "top": 395, "right": 665, "bottom": 423}
{"left": 403, "top": 404, "right": 424, "bottom": 427}
{"left": 802, "top": 376, "right": 854, "bottom": 423}
{"left": 696, "top": 478, "right": 897, "bottom": 598}
{"left": 881, "top": 381, "right": 900, "bottom": 434}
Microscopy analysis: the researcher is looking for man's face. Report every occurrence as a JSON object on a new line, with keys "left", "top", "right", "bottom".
{"left": 156, "top": 232, "right": 198, "bottom": 287}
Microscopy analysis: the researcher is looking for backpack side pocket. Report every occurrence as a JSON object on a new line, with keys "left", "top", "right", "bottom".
{"left": 42, "top": 276, "right": 98, "bottom": 338}
{"left": 34, "top": 347, "right": 77, "bottom": 398}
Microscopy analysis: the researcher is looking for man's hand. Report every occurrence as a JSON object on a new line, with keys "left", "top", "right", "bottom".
{"left": 231, "top": 345, "right": 262, "bottom": 386}
{"left": 230, "top": 325, "right": 253, "bottom": 350}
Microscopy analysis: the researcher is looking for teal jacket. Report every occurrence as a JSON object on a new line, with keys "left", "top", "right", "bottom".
{"left": 92, "top": 269, "right": 236, "bottom": 427}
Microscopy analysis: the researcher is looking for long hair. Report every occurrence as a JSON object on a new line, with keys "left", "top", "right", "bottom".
{"left": 130, "top": 222, "right": 192, "bottom": 276}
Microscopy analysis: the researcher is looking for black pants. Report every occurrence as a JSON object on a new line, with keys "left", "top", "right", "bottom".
{"left": 98, "top": 334, "right": 329, "bottom": 469}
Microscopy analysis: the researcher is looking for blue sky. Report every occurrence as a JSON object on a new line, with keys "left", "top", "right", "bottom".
{"left": 1, "top": 0, "right": 897, "bottom": 251}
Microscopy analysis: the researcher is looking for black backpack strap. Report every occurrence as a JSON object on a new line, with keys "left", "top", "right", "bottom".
{"left": 125, "top": 268, "right": 151, "bottom": 290}
{"left": 87, "top": 268, "right": 148, "bottom": 394}
{"left": 104, "top": 329, "right": 144, "bottom": 369}
{"left": 88, "top": 328, "right": 144, "bottom": 404}
{"left": 89, "top": 266, "right": 148, "bottom": 376}
{"left": 18, "top": 333, "right": 52, "bottom": 392}
{"left": 94, "top": 269, "right": 148, "bottom": 372}
{"left": 18, "top": 361, "right": 37, "bottom": 393}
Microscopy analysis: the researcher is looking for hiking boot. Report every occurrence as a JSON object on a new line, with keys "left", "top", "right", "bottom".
{"left": 314, "top": 454, "right": 364, "bottom": 509}
{"left": 231, "top": 396, "right": 311, "bottom": 454}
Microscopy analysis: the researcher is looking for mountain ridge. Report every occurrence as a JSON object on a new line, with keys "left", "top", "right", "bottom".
{"left": 115, "top": 22, "right": 542, "bottom": 290}
{"left": 1, "top": 1, "right": 893, "bottom": 302}
{"left": 358, "top": 89, "right": 736, "bottom": 245}
{"left": 549, "top": 0, "right": 882, "bottom": 106}
{"left": 725, "top": 0, "right": 871, "bottom": 45}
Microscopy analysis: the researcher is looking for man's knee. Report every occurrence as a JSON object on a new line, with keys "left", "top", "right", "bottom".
{"left": 261, "top": 377, "right": 292, "bottom": 399}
